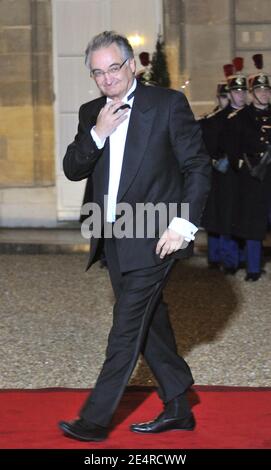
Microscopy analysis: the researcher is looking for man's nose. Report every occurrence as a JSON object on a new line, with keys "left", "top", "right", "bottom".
{"left": 103, "top": 72, "right": 113, "bottom": 84}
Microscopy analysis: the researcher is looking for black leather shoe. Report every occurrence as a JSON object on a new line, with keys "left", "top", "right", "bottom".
{"left": 58, "top": 418, "right": 108, "bottom": 441}
{"left": 130, "top": 412, "right": 195, "bottom": 434}
{"left": 245, "top": 272, "right": 261, "bottom": 282}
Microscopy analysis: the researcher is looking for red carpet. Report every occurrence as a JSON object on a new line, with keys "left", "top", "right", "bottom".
{"left": 0, "top": 386, "right": 270, "bottom": 449}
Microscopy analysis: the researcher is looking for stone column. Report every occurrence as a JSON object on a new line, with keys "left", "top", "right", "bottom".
{"left": 163, "top": 0, "right": 185, "bottom": 91}
{"left": 0, "top": 0, "right": 54, "bottom": 187}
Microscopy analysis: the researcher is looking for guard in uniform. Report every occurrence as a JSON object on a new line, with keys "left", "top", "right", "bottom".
{"left": 199, "top": 82, "right": 229, "bottom": 120}
{"left": 136, "top": 51, "right": 154, "bottom": 85}
{"left": 200, "top": 71, "right": 248, "bottom": 272}
{"left": 227, "top": 70, "right": 271, "bottom": 280}
{"left": 215, "top": 82, "right": 229, "bottom": 111}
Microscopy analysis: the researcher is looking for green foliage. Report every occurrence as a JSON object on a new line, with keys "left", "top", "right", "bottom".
{"left": 151, "top": 35, "right": 170, "bottom": 88}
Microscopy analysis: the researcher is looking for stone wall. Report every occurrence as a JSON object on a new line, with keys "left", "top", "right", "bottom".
{"left": 163, "top": 0, "right": 271, "bottom": 116}
{"left": 0, "top": 0, "right": 54, "bottom": 187}
{"left": 163, "top": 0, "right": 232, "bottom": 116}
{"left": 183, "top": 0, "right": 233, "bottom": 107}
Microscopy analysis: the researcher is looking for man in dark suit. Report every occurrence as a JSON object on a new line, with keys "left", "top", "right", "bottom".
{"left": 59, "top": 31, "right": 210, "bottom": 442}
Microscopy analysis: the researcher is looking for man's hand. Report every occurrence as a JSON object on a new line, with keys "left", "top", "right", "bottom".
{"left": 156, "top": 229, "right": 185, "bottom": 259}
{"left": 95, "top": 101, "right": 129, "bottom": 141}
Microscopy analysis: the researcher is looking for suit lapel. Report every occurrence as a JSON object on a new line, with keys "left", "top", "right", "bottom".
{"left": 103, "top": 138, "right": 110, "bottom": 195}
{"left": 90, "top": 97, "right": 110, "bottom": 198}
{"left": 117, "top": 83, "right": 156, "bottom": 202}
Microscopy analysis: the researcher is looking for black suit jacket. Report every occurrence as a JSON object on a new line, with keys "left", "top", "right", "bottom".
{"left": 63, "top": 82, "right": 211, "bottom": 271}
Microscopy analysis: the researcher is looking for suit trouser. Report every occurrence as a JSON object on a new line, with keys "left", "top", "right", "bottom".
{"left": 80, "top": 237, "right": 193, "bottom": 427}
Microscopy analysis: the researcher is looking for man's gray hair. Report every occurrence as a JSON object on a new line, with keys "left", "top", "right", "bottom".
{"left": 85, "top": 31, "right": 134, "bottom": 69}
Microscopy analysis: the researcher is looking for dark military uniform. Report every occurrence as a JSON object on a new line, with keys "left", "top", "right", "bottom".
{"left": 200, "top": 73, "right": 248, "bottom": 272}
{"left": 227, "top": 103, "right": 271, "bottom": 277}
{"left": 200, "top": 104, "right": 244, "bottom": 270}
{"left": 201, "top": 104, "right": 239, "bottom": 233}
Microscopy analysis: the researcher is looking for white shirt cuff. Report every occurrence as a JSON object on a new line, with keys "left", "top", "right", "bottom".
{"left": 168, "top": 217, "right": 198, "bottom": 242}
{"left": 90, "top": 127, "right": 106, "bottom": 149}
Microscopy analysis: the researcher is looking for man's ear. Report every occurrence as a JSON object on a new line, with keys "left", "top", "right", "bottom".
{"left": 129, "top": 58, "right": 136, "bottom": 74}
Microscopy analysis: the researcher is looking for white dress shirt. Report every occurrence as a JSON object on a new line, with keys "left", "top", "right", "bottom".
{"left": 90, "top": 79, "right": 198, "bottom": 242}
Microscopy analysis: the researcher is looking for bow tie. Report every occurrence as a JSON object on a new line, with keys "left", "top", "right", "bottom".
{"left": 114, "top": 103, "right": 131, "bottom": 113}
{"left": 113, "top": 89, "right": 135, "bottom": 114}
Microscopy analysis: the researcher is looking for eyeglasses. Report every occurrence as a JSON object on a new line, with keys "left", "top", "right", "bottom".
{"left": 90, "top": 59, "right": 129, "bottom": 79}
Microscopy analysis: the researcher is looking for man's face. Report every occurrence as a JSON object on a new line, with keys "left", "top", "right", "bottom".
{"left": 229, "top": 90, "right": 247, "bottom": 108}
{"left": 218, "top": 95, "right": 229, "bottom": 109}
{"left": 90, "top": 43, "right": 136, "bottom": 100}
{"left": 253, "top": 87, "right": 271, "bottom": 106}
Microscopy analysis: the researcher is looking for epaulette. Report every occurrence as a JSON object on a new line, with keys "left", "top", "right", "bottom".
{"left": 197, "top": 107, "right": 222, "bottom": 120}
{"left": 227, "top": 108, "right": 243, "bottom": 119}
{"left": 205, "top": 108, "right": 222, "bottom": 119}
